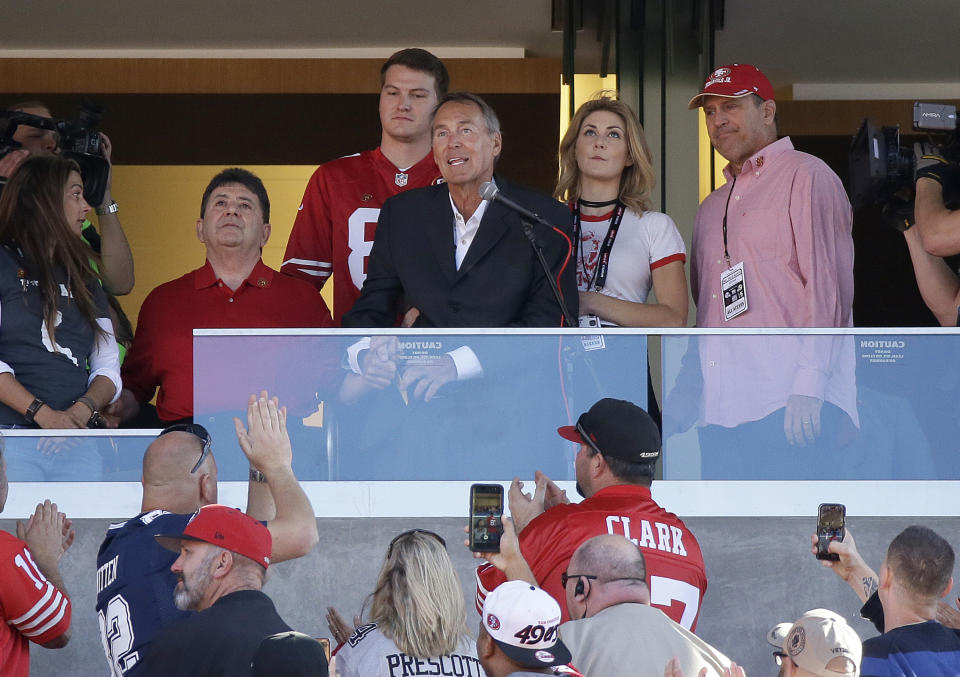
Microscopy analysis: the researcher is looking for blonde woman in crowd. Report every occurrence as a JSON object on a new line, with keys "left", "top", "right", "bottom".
{"left": 327, "top": 529, "right": 483, "bottom": 677}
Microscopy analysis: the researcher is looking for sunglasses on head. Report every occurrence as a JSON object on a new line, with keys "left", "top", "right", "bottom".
{"left": 575, "top": 419, "right": 603, "bottom": 455}
{"left": 387, "top": 529, "right": 446, "bottom": 557}
{"left": 159, "top": 423, "right": 212, "bottom": 474}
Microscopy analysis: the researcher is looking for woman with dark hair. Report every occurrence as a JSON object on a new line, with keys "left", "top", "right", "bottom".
{"left": 555, "top": 93, "right": 688, "bottom": 329}
{"left": 0, "top": 155, "right": 119, "bottom": 444}
{"left": 327, "top": 529, "right": 482, "bottom": 677}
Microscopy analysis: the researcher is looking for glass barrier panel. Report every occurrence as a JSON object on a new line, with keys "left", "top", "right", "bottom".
{"left": 6, "top": 330, "right": 953, "bottom": 485}
{"left": 1, "top": 430, "right": 160, "bottom": 482}
{"left": 662, "top": 332, "right": 956, "bottom": 480}
{"left": 194, "top": 331, "right": 650, "bottom": 480}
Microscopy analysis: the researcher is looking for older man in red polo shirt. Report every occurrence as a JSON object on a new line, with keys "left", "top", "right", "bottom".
{"left": 106, "top": 168, "right": 332, "bottom": 430}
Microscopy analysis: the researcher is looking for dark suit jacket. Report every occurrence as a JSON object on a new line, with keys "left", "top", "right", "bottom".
{"left": 343, "top": 179, "right": 578, "bottom": 328}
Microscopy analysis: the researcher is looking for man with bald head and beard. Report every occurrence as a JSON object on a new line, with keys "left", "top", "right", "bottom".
{"left": 142, "top": 503, "right": 302, "bottom": 676}
{"left": 95, "top": 393, "right": 318, "bottom": 677}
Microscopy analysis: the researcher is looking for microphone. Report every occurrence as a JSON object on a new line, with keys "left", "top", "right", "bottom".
{"left": 479, "top": 182, "right": 576, "bottom": 327}
{"left": 479, "top": 181, "right": 550, "bottom": 226}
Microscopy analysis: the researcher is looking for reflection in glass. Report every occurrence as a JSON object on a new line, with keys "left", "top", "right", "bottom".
{"left": 663, "top": 333, "right": 949, "bottom": 480}
{"left": 2, "top": 433, "right": 156, "bottom": 482}
{"left": 4, "top": 332, "right": 955, "bottom": 483}
{"left": 195, "top": 332, "right": 649, "bottom": 481}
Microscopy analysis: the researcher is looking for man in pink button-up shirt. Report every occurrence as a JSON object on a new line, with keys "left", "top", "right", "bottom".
{"left": 683, "top": 64, "right": 857, "bottom": 479}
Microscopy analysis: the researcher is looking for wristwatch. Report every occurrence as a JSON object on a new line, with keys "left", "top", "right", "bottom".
{"left": 24, "top": 398, "right": 45, "bottom": 424}
{"left": 73, "top": 395, "right": 106, "bottom": 428}
{"left": 249, "top": 467, "right": 267, "bottom": 483}
{"left": 96, "top": 201, "right": 119, "bottom": 215}
{"left": 87, "top": 411, "right": 107, "bottom": 429}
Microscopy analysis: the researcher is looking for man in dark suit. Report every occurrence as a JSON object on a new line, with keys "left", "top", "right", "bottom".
{"left": 343, "top": 92, "right": 577, "bottom": 330}
{"left": 337, "top": 93, "right": 577, "bottom": 479}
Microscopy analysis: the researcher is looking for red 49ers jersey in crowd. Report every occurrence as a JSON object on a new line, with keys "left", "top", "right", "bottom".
{"left": 282, "top": 148, "right": 441, "bottom": 325}
{"left": 476, "top": 485, "right": 707, "bottom": 630}
{"left": 0, "top": 532, "right": 72, "bottom": 676}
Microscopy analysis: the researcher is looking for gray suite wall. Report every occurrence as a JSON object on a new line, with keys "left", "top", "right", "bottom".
{"left": 9, "top": 515, "right": 960, "bottom": 677}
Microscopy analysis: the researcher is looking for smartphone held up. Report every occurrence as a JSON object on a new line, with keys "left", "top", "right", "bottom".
{"left": 815, "top": 503, "right": 846, "bottom": 561}
{"left": 469, "top": 484, "right": 504, "bottom": 553}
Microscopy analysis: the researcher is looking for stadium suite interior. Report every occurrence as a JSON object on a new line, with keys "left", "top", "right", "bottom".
{"left": 1, "top": 1, "right": 959, "bottom": 675}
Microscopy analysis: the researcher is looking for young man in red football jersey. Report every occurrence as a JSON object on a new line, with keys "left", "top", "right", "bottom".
{"left": 281, "top": 48, "right": 449, "bottom": 325}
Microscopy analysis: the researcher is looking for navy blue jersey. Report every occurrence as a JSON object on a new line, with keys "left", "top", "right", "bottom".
{"left": 862, "top": 620, "right": 960, "bottom": 677}
{"left": 96, "top": 510, "right": 192, "bottom": 676}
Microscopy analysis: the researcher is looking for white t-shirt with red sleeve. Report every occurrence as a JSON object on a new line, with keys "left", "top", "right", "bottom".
{"left": 576, "top": 208, "right": 686, "bottom": 319}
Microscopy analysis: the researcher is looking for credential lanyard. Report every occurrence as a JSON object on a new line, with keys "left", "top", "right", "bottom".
{"left": 720, "top": 174, "right": 738, "bottom": 269}
{"left": 573, "top": 202, "right": 626, "bottom": 292}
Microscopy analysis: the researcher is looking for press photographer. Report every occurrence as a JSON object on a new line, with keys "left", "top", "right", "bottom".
{"left": 0, "top": 100, "right": 134, "bottom": 297}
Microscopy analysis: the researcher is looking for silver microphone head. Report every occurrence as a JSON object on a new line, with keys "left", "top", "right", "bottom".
{"left": 479, "top": 181, "right": 498, "bottom": 201}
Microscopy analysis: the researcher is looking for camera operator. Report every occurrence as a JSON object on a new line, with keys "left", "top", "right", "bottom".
{"left": 903, "top": 145, "right": 960, "bottom": 326}
{"left": 902, "top": 227, "right": 960, "bottom": 326}
{"left": 915, "top": 144, "right": 960, "bottom": 257}
{"left": 2, "top": 101, "right": 134, "bottom": 297}
{"left": 0, "top": 129, "right": 45, "bottom": 183}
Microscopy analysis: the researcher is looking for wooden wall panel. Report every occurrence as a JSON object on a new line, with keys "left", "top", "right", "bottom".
{"left": 778, "top": 99, "right": 960, "bottom": 137}
{"left": 0, "top": 58, "right": 560, "bottom": 94}
{"left": 7, "top": 93, "right": 561, "bottom": 191}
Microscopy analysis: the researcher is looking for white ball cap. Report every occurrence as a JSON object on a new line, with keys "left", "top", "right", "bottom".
{"left": 481, "top": 581, "right": 572, "bottom": 668}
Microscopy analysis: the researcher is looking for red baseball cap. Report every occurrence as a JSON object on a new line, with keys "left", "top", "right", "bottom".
{"left": 155, "top": 504, "right": 272, "bottom": 569}
{"left": 687, "top": 63, "right": 775, "bottom": 109}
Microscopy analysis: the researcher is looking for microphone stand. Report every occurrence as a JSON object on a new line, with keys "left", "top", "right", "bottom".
{"left": 518, "top": 216, "right": 577, "bottom": 328}
{"left": 515, "top": 208, "right": 604, "bottom": 418}
{"left": 518, "top": 215, "right": 605, "bottom": 416}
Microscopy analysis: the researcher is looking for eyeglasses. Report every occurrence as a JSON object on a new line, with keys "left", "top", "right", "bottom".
{"left": 560, "top": 572, "right": 598, "bottom": 588}
{"left": 159, "top": 423, "right": 213, "bottom": 474}
{"left": 560, "top": 572, "right": 647, "bottom": 588}
{"left": 387, "top": 529, "right": 446, "bottom": 558}
{"left": 773, "top": 651, "right": 787, "bottom": 667}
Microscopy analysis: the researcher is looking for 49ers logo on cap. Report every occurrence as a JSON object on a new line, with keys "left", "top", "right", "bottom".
{"left": 705, "top": 67, "right": 733, "bottom": 87}
{"left": 486, "top": 614, "right": 500, "bottom": 630}
{"left": 788, "top": 627, "right": 806, "bottom": 656}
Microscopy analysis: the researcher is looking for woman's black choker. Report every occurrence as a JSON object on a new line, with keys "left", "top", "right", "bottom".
{"left": 578, "top": 197, "right": 619, "bottom": 208}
